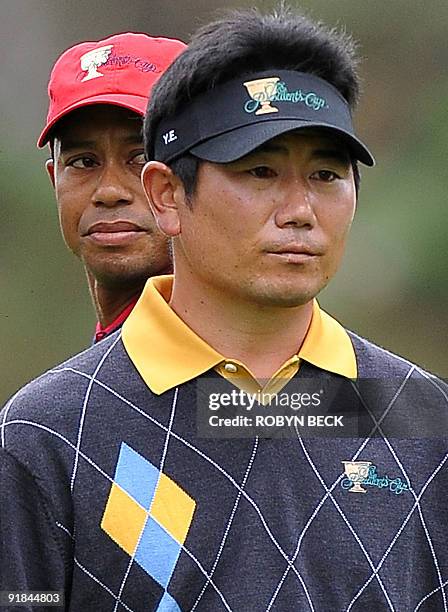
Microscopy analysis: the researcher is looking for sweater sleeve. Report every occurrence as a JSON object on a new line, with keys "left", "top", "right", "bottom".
{"left": 0, "top": 449, "right": 71, "bottom": 611}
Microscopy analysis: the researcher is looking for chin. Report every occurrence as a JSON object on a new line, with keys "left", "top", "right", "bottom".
{"left": 243, "top": 284, "right": 319, "bottom": 308}
{"left": 243, "top": 273, "right": 322, "bottom": 306}
{"left": 86, "top": 259, "right": 170, "bottom": 289}
{"left": 258, "top": 294, "right": 315, "bottom": 308}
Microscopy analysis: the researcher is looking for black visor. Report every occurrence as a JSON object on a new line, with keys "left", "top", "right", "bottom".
{"left": 154, "top": 70, "right": 375, "bottom": 166}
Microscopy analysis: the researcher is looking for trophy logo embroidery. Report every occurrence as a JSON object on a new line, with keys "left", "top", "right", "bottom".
{"left": 243, "top": 76, "right": 280, "bottom": 115}
{"left": 80, "top": 45, "right": 113, "bottom": 82}
{"left": 341, "top": 461, "right": 372, "bottom": 493}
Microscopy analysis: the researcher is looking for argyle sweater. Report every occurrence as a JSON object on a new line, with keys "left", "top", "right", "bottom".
{"left": 1, "top": 331, "right": 447, "bottom": 612}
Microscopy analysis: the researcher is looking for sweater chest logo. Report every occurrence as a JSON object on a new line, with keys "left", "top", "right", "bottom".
{"left": 341, "top": 461, "right": 409, "bottom": 495}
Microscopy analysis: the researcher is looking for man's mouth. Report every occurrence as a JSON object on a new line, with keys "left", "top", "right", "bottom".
{"left": 85, "top": 221, "right": 146, "bottom": 246}
{"left": 266, "top": 243, "right": 321, "bottom": 263}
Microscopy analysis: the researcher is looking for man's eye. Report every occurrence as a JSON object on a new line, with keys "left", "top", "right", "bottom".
{"left": 248, "top": 166, "right": 277, "bottom": 179}
{"left": 129, "top": 152, "right": 146, "bottom": 165}
{"left": 69, "top": 157, "right": 97, "bottom": 169}
{"left": 312, "top": 170, "right": 341, "bottom": 182}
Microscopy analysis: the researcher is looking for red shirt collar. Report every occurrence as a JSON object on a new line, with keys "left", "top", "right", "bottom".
{"left": 94, "top": 297, "right": 139, "bottom": 343}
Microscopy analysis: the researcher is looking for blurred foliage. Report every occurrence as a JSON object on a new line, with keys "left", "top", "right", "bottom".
{"left": 1, "top": 0, "right": 447, "bottom": 402}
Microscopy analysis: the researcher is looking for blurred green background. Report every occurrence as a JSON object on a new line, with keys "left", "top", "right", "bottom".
{"left": 1, "top": 0, "right": 447, "bottom": 402}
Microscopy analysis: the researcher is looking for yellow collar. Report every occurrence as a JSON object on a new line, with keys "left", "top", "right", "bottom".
{"left": 122, "top": 275, "right": 357, "bottom": 395}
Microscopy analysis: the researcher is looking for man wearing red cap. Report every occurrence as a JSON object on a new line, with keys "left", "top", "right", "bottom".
{"left": 38, "top": 33, "right": 186, "bottom": 342}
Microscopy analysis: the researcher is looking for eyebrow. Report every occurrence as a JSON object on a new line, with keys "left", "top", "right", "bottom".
{"left": 311, "top": 148, "right": 351, "bottom": 163}
{"left": 250, "top": 142, "right": 288, "bottom": 155}
{"left": 248, "top": 142, "right": 351, "bottom": 163}
{"left": 60, "top": 135, "right": 143, "bottom": 153}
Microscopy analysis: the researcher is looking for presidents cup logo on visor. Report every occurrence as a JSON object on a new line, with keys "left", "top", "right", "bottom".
{"left": 243, "top": 76, "right": 327, "bottom": 115}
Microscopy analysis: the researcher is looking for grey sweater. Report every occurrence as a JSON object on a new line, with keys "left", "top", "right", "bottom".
{"left": 1, "top": 331, "right": 447, "bottom": 611}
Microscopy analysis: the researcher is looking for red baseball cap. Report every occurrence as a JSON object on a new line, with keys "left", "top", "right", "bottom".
{"left": 37, "top": 32, "right": 186, "bottom": 147}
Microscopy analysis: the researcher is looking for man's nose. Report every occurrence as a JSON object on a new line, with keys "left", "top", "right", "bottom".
{"left": 274, "top": 178, "right": 316, "bottom": 229}
{"left": 91, "top": 163, "right": 134, "bottom": 207}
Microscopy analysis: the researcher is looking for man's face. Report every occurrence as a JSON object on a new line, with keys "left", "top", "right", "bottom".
{"left": 48, "top": 105, "right": 171, "bottom": 288}
{"left": 174, "top": 130, "right": 356, "bottom": 306}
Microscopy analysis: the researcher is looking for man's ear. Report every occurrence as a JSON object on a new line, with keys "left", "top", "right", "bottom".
{"left": 45, "top": 159, "right": 56, "bottom": 188}
{"left": 142, "top": 161, "right": 185, "bottom": 237}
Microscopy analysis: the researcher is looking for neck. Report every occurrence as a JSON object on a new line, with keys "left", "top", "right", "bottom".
{"left": 87, "top": 272, "right": 144, "bottom": 328}
{"left": 169, "top": 271, "right": 313, "bottom": 381}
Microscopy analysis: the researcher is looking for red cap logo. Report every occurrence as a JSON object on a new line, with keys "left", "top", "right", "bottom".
{"left": 38, "top": 33, "right": 186, "bottom": 147}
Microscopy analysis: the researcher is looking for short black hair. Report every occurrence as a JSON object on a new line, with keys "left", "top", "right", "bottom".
{"left": 145, "top": 5, "right": 362, "bottom": 196}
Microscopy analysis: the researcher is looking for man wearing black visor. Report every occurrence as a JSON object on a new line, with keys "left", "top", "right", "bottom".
{"left": 2, "top": 7, "right": 447, "bottom": 612}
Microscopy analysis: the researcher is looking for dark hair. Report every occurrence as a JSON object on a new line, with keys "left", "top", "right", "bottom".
{"left": 145, "top": 5, "right": 362, "bottom": 196}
